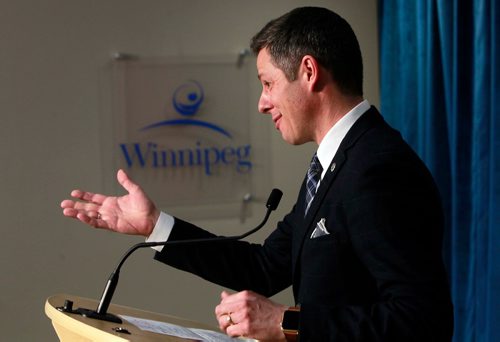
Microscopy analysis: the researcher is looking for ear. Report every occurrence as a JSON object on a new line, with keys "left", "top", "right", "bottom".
{"left": 299, "top": 55, "right": 320, "bottom": 91}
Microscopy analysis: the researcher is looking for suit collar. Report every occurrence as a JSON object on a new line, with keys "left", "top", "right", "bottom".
{"left": 316, "top": 100, "right": 370, "bottom": 178}
{"left": 307, "top": 106, "right": 382, "bottom": 219}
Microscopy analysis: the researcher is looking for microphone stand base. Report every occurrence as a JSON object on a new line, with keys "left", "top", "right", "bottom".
{"left": 57, "top": 299, "right": 122, "bottom": 324}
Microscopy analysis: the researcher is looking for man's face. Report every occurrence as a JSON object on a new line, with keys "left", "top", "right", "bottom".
{"left": 256, "top": 49, "right": 313, "bottom": 145}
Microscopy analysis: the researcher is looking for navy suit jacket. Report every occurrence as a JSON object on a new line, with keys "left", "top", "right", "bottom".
{"left": 155, "top": 107, "right": 454, "bottom": 341}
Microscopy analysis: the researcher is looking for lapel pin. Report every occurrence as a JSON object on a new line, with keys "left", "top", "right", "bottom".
{"left": 330, "top": 162, "right": 336, "bottom": 172}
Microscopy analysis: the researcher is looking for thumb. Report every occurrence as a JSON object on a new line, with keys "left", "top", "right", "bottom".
{"left": 117, "top": 169, "right": 140, "bottom": 194}
{"left": 220, "top": 290, "right": 231, "bottom": 300}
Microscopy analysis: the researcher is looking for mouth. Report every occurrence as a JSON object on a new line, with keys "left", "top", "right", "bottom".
{"left": 272, "top": 114, "right": 282, "bottom": 130}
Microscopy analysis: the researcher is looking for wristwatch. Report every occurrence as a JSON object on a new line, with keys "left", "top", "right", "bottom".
{"left": 281, "top": 306, "right": 300, "bottom": 341}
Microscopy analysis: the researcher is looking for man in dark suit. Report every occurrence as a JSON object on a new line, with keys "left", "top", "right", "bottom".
{"left": 61, "top": 7, "right": 453, "bottom": 341}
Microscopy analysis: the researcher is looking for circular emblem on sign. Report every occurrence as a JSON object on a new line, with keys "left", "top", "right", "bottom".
{"left": 172, "top": 81, "right": 204, "bottom": 116}
{"left": 141, "top": 80, "right": 232, "bottom": 139}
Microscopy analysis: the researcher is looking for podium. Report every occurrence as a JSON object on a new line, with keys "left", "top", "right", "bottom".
{"left": 45, "top": 294, "right": 220, "bottom": 341}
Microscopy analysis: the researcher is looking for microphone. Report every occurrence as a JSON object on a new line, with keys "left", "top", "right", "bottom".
{"left": 57, "top": 188, "right": 283, "bottom": 323}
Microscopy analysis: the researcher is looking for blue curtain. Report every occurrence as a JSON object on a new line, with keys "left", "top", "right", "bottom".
{"left": 378, "top": 0, "right": 500, "bottom": 341}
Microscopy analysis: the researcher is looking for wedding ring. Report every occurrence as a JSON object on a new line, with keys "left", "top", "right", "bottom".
{"left": 97, "top": 213, "right": 101, "bottom": 220}
{"left": 226, "top": 313, "right": 234, "bottom": 325}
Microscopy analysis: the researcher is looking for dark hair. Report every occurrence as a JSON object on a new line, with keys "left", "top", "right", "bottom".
{"left": 250, "top": 7, "right": 363, "bottom": 96}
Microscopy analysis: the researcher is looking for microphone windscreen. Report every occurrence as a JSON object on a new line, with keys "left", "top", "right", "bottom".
{"left": 266, "top": 189, "right": 283, "bottom": 211}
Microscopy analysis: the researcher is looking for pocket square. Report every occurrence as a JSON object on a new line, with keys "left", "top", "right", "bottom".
{"left": 310, "top": 218, "right": 330, "bottom": 238}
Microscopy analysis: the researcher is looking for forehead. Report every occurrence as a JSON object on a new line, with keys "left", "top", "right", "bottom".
{"left": 256, "top": 48, "right": 281, "bottom": 80}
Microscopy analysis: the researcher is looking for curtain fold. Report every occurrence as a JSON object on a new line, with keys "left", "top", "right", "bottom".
{"left": 379, "top": 1, "right": 499, "bottom": 341}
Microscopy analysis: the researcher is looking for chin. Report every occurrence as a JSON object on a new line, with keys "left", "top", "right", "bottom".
{"left": 282, "top": 135, "right": 307, "bottom": 146}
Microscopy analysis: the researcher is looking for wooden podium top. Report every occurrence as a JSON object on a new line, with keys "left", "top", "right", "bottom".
{"left": 45, "top": 294, "right": 220, "bottom": 341}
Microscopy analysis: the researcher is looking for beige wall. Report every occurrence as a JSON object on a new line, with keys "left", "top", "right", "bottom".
{"left": 0, "top": 0, "right": 378, "bottom": 340}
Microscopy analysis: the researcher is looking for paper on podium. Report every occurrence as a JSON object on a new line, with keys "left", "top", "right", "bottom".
{"left": 121, "top": 315, "right": 256, "bottom": 341}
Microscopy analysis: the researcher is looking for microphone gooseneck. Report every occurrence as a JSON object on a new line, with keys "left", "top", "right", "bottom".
{"left": 59, "top": 189, "right": 283, "bottom": 323}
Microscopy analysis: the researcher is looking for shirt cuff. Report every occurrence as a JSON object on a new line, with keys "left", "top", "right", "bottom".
{"left": 145, "top": 212, "right": 175, "bottom": 252}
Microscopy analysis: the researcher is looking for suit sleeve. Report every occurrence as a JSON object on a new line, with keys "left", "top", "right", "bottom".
{"left": 153, "top": 210, "right": 296, "bottom": 297}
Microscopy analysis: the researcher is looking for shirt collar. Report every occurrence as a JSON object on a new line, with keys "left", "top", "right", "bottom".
{"left": 317, "top": 100, "right": 370, "bottom": 179}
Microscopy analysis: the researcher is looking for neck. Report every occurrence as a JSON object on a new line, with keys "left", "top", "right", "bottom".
{"left": 313, "top": 93, "right": 364, "bottom": 144}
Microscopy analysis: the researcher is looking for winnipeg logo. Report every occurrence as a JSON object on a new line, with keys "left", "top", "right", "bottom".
{"left": 140, "top": 80, "right": 232, "bottom": 139}
{"left": 119, "top": 80, "right": 252, "bottom": 175}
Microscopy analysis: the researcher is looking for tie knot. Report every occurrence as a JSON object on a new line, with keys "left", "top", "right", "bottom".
{"left": 308, "top": 154, "right": 322, "bottom": 176}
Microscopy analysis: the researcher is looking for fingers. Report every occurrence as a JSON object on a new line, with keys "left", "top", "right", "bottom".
{"left": 215, "top": 290, "right": 287, "bottom": 340}
{"left": 61, "top": 187, "right": 108, "bottom": 215}
{"left": 217, "top": 312, "right": 235, "bottom": 333}
{"left": 61, "top": 207, "right": 78, "bottom": 217}
{"left": 61, "top": 205, "right": 101, "bottom": 222}
{"left": 218, "top": 290, "right": 251, "bottom": 308}
{"left": 215, "top": 291, "right": 235, "bottom": 317}
{"left": 76, "top": 212, "right": 98, "bottom": 225}
{"left": 215, "top": 291, "right": 251, "bottom": 336}
{"left": 216, "top": 291, "right": 236, "bottom": 333}
{"left": 60, "top": 199, "right": 75, "bottom": 210}
{"left": 61, "top": 196, "right": 101, "bottom": 215}
{"left": 60, "top": 205, "right": 105, "bottom": 229}
{"left": 217, "top": 312, "right": 248, "bottom": 338}
{"left": 225, "top": 320, "right": 248, "bottom": 338}
{"left": 61, "top": 201, "right": 96, "bottom": 215}
{"left": 69, "top": 189, "right": 107, "bottom": 205}
{"left": 61, "top": 194, "right": 104, "bottom": 228}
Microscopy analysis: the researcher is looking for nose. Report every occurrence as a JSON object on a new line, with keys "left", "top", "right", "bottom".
{"left": 257, "top": 90, "right": 272, "bottom": 114}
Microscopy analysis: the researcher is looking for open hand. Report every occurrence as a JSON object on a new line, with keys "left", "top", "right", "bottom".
{"left": 60, "top": 169, "right": 160, "bottom": 236}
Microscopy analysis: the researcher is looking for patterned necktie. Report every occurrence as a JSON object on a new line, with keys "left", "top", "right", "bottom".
{"left": 305, "top": 153, "right": 322, "bottom": 216}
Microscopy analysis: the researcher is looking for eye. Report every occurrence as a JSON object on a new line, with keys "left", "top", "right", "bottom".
{"left": 263, "top": 81, "right": 271, "bottom": 89}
